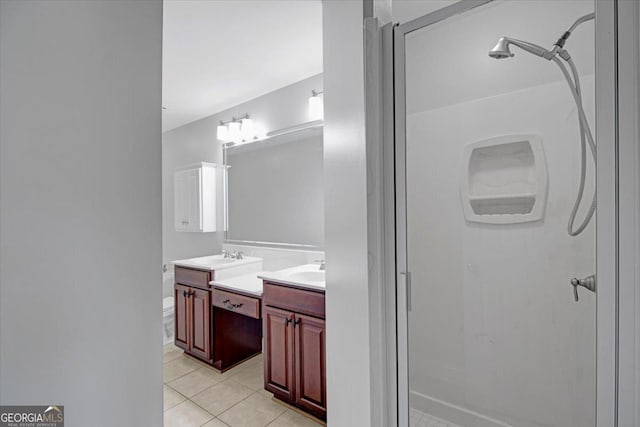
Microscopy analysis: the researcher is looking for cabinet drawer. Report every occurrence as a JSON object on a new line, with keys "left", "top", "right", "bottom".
{"left": 175, "top": 266, "right": 211, "bottom": 289}
{"left": 212, "top": 289, "right": 260, "bottom": 319}
{"left": 263, "top": 282, "right": 325, "bottom": 319}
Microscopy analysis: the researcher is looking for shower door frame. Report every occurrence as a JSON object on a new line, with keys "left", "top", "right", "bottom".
{"left": 391, "top": 1, "right": 619, "bottom": 426}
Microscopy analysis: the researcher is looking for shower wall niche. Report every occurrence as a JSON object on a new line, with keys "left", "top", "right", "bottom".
{"left": 461, "top": 134, "right": 547, "bottom": 224}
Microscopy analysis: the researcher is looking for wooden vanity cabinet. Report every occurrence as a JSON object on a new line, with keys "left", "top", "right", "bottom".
{"left": 211, "top": 288, "right": 262, "bottom": 371}
{"left": 188, "top": 287, "right": 211, "bottom": 361}
{"left": 263, "top": 282, "right": 326, "bottom": 420}
{"left": 264, "top": 306, "right": 296, "bottom": 400}
{"left": 174, "top": 267, "right": 212, "bottom": 363}
{"left": 294, "top": 313, "right": 326, "bottom": 417}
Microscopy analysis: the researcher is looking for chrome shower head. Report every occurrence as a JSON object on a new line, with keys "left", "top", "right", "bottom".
{"left": 489, "top": 37, "right": 552, "bottom": 60}
{"left": 489, "top": 37, "right": 514, "bottom": 59}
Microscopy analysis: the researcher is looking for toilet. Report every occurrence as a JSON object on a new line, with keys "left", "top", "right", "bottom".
{"left": 162, "top": 296, "right": 175, "bottom": 345}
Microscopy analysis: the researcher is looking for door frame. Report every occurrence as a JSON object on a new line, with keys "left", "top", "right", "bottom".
{"left": 389, "top": 1, "right": 620, "bottom": 426}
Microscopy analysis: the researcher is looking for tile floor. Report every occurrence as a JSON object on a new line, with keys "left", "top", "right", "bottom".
{"left": 409, "top": 408, "right": 462, "bottom": 427}
{"left": 163, "top": 344, "right": 324, "bottom": 427}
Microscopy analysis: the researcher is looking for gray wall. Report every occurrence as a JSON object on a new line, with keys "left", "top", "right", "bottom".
{"left": 162, "top": 117, "right": 223, "bottom": 265}
{"left": 162, "top": 74, "right": 323, "bottom": 266}
{"left": 227, "top": 132, "right": 324, "bottom": 247}
{"left": 323, "top": 1, "right": 373, "bottom": 425}
{"left": 0, "top": 1, "right": 163, "bottom": 425}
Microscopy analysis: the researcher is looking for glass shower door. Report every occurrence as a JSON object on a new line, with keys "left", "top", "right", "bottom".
{"left": 395, "top": 1, "right": 597, "bottom": 426}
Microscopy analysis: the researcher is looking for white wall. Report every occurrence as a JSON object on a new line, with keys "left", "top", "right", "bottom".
{"left": 323, "top": 1, "right": 373, "bottom": 425}
{"left": 0, "top": 1, "right": 163, "bottom": 426}
{"left": 162, "top": 74, "right": 323, "bottom": 276}
{"left": 392, "top": 0, "right": 458, "bottom": 24}
{"left": 402, "top": 2, "right": 595, "bottom": 426}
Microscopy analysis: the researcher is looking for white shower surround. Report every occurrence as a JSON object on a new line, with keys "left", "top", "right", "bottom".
{"left": 406, "top": 75, "right": 596, "bottom": 427}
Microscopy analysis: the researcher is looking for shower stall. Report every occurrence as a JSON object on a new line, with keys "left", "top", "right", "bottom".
{"left": 391, "top": 1, "right": 620, "bottom": 426}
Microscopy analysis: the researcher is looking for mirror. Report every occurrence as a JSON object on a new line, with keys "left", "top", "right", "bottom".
{"left": 224, "top": 123, "right": 324, "bottom": 249}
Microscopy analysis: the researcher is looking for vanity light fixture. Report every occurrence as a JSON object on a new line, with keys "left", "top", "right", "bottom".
{"left": 216, "top": 113, "right": 258, "bottom": 143}
{"left": 308, "top": 89, "right": 324, "bottom": 121}
{"left": 240, "top": 117, "right": 254, "bottom": 141}
{"left": 216, "top": 122, "right": 229, "bottom": 141}
{"left": 227, "top": 120, "right": 241, "bottom": 142}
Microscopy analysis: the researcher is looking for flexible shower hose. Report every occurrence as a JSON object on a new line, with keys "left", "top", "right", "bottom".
{"left": 551, "top": 55, "right": 597, "bottom": 236}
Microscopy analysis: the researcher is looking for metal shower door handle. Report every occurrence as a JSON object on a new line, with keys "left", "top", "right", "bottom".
{"left": 570, "top": 274, "right": 596, "bottom": 302}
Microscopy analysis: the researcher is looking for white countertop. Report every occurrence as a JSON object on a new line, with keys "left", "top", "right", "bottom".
{"left": 258, "top": 264, "right": 326, "bottom": 292}
{"left": 172, "top": 254, "right": 262, "bottom": 271}
{"left": 210, "top": 273, "right": 263, "bottom": 297}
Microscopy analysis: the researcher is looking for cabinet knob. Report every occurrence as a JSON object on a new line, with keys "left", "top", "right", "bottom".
{"left": 284, "top": 318, "right": 291, "bottom": 326}
{"left": 293, "top": 318, "right": 300, "bottom": 328}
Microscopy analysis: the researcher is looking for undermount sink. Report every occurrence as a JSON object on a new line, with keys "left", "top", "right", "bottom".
{"left": 259, "top": 264, "right": 326, "bottom": 291}
{"left": 215, "top": 258, "right": 237, "bottom": 264}
{"left": 285, "top": 270, "right": 325, "bottom": 283}
{"left": 172, "top": 254, "right": 263, "bottom": 276}
{"left": 186, "top": 255, "right": 236, "bottom": 266}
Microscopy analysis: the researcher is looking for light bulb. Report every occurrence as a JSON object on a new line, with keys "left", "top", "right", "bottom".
{"left": 254, "top": 122, "right": 267, "bottom": 140}
{"left": 216, "top": 124, "right": 228, "bottom": 141}
{"left": 309, "top": 94, "right": 323, "bottom": 120}
{"left": 240, "top": 117, "right": 254, "bottom": 141}
{"left": 227, "top": 121, "right": 241, "bottom": 142}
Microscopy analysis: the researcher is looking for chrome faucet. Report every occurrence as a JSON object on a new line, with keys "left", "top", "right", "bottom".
{"left": 315, "top": 260, "right": 325, "bottom": 271}
{"left": 222, "top": 250, "right": 244, "bottom": 259}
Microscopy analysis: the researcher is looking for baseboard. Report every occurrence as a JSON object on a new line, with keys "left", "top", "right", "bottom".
{"left": 410, "top": 390, "right": 514, "bottom": 427}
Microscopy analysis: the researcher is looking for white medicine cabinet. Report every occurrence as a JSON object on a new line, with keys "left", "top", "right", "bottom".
{"left": 174, "top": 162, "right": 217, "bottom": 232}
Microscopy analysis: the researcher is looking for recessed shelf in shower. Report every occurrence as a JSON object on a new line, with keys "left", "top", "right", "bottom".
{"left": 461, "top": 135, "right": 547, "bottom": 224}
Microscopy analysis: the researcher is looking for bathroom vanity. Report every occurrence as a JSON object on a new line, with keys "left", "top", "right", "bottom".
{"left": 172, "top": 255, "right": 263, "bottom": 370}
{"left": 259, "top": 265, "right": 327, "bottom": 420}
{"left": 172, "top": 256, "right": 327, "bottom": 420}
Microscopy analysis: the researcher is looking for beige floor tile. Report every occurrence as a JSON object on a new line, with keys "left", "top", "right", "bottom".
{"left": 163, "top": 345, "right": 184, "bottom": 363}
{"left": 218, "top": 393, "right": 286, "bottom": 427}
{"left": 218, "top": 353, "right": 261, "bottom": 377}
{"left": 163, "top": 356, "right": 202, "bottom": 382}
{"left": 163, "top": 400, "right": 214, "bottom": 427}
{"left": 227, "top": 362, "right": 264, "bottom": 391}
{"left": 191, "top": 380, "right": 255, "bottom": 416}
{"left": 267, "top": 410, "right": 324, "bottom": 427}
{"left": 202, "top": 419, "right": 230, "bottom": 427}
{"left": 163, "top": 385, "right": 186, "bottom": 411}
{"left": 169, "top": 367, "right": 224, "bottom": 397}
{"left": 255, "top": 389, "right": 275, "bottom": 400}
{"left": 243, "top": 353, "right": 263, "bottom": 367}
{"left": 219, "top": 362, "right": 251, "bottom": 379}
{"left": 164, "top": 343, "right": 178, "bottom": 353}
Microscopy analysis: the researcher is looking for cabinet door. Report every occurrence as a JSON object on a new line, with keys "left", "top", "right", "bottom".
{"left": 294, "top": 314, "right": 326, "bottom": 417}
{"left": 264, "top": 306, "right": 295, "bottom": 400}
{"left": 188, "top": 287, "right": 211, "bottom": 361}
{"left": 174, "top": 170, "right": 189, "bottom": 231}
{"left": 174, "top": 284, "right": 189, "bottom": 350}
{"left": 186, "top": 168, "right": 202, "bottom": 232}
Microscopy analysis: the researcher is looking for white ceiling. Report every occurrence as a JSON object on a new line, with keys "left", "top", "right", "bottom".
{"left": 162, "top": 0, "right": 323, "bottom": 132}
